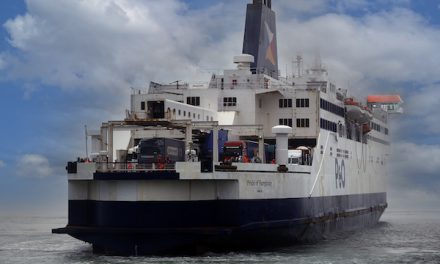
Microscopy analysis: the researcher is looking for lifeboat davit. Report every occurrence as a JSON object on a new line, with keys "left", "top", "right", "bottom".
{"left": 344, "top": 98, "right": 372, "bottom": 124}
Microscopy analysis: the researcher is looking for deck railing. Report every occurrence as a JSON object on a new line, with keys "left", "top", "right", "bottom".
{"left": 95, "top": 162, "right": 176, "bottom": 173}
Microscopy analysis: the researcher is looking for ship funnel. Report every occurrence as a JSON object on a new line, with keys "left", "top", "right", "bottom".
{"left": 272, "top": 125, "right": 292, "bottom": 166}
{"left": 243, "top": 0, "right": 279, "bottom": 79}
{"left": 234, "top": 54, "right": 254, "bottom": 71}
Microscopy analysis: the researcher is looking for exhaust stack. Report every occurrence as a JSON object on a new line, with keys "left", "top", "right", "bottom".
{"left": 243, "top": 0, "right": 279, "bottom": 79}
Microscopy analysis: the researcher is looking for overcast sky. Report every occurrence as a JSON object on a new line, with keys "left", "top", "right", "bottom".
{"left": 0, "top": 0, "right": 439, "bottom": 215}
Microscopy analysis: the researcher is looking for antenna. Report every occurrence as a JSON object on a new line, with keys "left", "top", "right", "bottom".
{"left": 170, "top": 80, "right": 182, "bottom": 89}
{"left": 313, "top": 50, "right": 322, "bottom": 70}
{"left": 85, "top": 125, "right": 89, "bottom": 160}
{"left": 293, "top": 55, "right": 303, "bottom": 78}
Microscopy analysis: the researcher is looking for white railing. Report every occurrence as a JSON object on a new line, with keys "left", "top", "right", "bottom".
{"left": 95, "top": 162, "right": 176, "bottom": 172}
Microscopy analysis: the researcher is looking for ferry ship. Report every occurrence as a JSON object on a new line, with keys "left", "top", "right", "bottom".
{"left": 53, "top": 0, "right": 403, "bottom": 255}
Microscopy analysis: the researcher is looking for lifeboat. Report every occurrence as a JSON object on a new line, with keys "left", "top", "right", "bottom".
{"left": 344, "top": 98, "right": 373, "bottom": 124}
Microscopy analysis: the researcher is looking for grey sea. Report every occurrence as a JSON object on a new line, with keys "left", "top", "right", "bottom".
{"left": 0, "top": 211, "right": 439, "bottom": 264}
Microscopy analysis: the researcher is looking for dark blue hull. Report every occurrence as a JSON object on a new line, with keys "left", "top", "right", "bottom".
{"left": 53, "top": 193, "right": 387, "bottom": 255}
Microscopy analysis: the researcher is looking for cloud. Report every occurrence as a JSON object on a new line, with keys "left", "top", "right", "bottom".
{"left": 22, "top": 82, "right": 37, "bottom": 100}
{"left": 1, "top": 0, "right": 233, "bottom": 95}
{"left": 2, "top": 1, "right": 439, "bottom": 98}
{"left": 0, "top": 160, "right": 5, "bottom": 168}
{"left": 4, "top": 13, "right": 39, "bottom": 50}
{"left": 387, "top": 141, "right": 440, "bottom": 209}
{"left": 278, "top": 8, "right": 440, "bottom": 95}
{"left": 275, "top": 0, "right": 410, "bottom": 17}
{"left": 403, "top": 84, "right": 440, "bottom": 134}
{"left": 391, "top": 142, "right": 440, "bottom": 184}
{"left": 328, "top": 0, "right": 410, "bottom": 13}
{"left": 0, "top": 54, "right": 6, "bottom": 70}
{"left": 276, "top": 0, "right": 327, "bottom": 15}
{"left": 388, "top": 187, "right": 440, "bottom": 210}
{"left": 16, "top": 154, "right": 53, "bottom": 179}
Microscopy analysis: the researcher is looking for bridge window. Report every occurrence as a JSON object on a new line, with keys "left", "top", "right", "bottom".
{"left": 296, "top": 118, "right": 310, "bottom": 128}
{"left": 296, "top": 98, "right": 309, "bottom": 108}
{"left": 371, "top": 122, "right": 381, "bottom": 132}
{"left": 320, "top": 98, "right": 344, "bottom": 117}
{"left": 279, "top": 118, "right": 293, "bottom": 127}
{"left": 223, "top": 97, "right": 237, "bottom": 107}
{"left": 279, "top": 99, "right": 292, "bottom": 108}
{"left": 187, "top": 97, "right": 200, "bottom": 106}
{"left": 320, "top": 118, "right": 337, "bottom": 132}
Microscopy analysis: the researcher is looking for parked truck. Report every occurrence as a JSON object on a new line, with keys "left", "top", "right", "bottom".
{"left": 222, "top": 140, "right": 275, "bottom": 163}
{"left": 137, "top": 138, "right": 185, "bottom": 164}
{"left": 199, "top": 130, "right": 228, "bottom": 172}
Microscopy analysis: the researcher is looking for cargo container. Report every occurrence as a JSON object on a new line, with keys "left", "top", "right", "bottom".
{"left": 138, "top": 138, "right": 185, "bottom": 164}
{"left": 199, "top": 130, "right": 228, "bottom": 172}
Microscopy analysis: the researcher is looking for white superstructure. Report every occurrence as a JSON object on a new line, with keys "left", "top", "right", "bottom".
{"left": 78, "top": 52, "right": 396, "bottom": 202}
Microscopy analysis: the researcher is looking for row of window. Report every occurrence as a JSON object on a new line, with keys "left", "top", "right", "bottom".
{"left": 320, "top": 118, "right": 337, "bottom": 133}
{"left": 175, "top": 109, "right": 213, "bottom": 121}
{"left": 219, "top": 78, "right": 267, "bottom": 90}
{"left": 320, "top": 99, "right": 344, "bottom": 117}
{"left": 185, "top": 96, "right": 311, "bottom": 110}
{"left": 187, "top": 97, "right": 200, "bottom": 106}
{"left": 371, "top": 122, "right": 381, "bottom": 132}
{"left": 279, "top": 98, "right": 310, "bottom": 108}
{"left": 279, "top": 99, "right": 292, "bottom": 108}
{"left": 278, "top": 118, "right": 310, "bottom": 128}
{"left": 279, "top": 118, "right": 293, "bottom": 127}
{"left": 297, "top": 118, "right": 310, "bottom": 128}
{"left": 371, "top": 122, "right": 389, "bottom": 135}
{"left": 296, "top": 98, "right": 309, "bottom": 108}
{"left": 223, "top": 97, "right": 237, "bottom": 107}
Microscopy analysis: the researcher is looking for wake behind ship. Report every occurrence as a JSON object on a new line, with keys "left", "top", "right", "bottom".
{"left": 53, "top": 0, "right": 403, "bottom": 255}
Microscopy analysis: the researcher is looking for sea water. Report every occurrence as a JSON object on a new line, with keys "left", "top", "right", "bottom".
{"left": 0, "top": 211, "right": 439, "bottom": 264}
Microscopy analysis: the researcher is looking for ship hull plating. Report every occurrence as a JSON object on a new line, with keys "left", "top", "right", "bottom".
{"left": 53, "top": 193, "right": 386, "bottom": 255}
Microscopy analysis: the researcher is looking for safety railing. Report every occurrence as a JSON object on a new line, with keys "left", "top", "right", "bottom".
{"left": 95, "top": 162, "right": 176, "bottom": 173}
